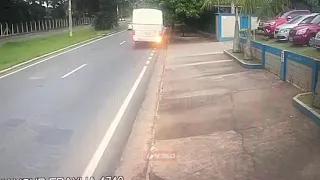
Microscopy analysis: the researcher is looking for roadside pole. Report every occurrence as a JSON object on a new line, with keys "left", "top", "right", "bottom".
{"left": 69, "top": 0, "right": 73, "bottom": 37}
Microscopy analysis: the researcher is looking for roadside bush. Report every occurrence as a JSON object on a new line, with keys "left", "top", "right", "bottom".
{"left": 93, "top": 12, "right": 117, "bottom": 30}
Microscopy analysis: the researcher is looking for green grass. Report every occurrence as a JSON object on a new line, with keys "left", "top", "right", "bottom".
{"left": 254, "top": 35, "right": 320, "bottom": 59}
{"left": 0, "top": 23, "right": 127, "bottom": 71}
{"left": 297, "top": 93, "right": 320, "bottom": 114}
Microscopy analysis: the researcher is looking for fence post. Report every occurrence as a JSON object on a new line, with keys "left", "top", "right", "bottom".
{"left": 11, "top": 24, "right": 14, "bottom": 35}
{"left": 26, "top": 22, "right": 28, "bottom": 33}
{"left": 21, "top": 22, "right": 24, "bottom": 33}
{"left": 30, "top": 21, "right": 32, "bottom": 32}
{"left": 60, "top": 19, "right": 63, "bottom": 28}
{"left": 42, "top": 21, "right": 44, "bottom": 30}
{"left": 5, "top": 23, "right": 9, "bottom": 35}
{"left": 56, "top": 19, "right": 58, "bottom": 28}
{"left": 312, "top": 61, "right": 319, "bottom": 92}
{"left": 34, "top": 21, "right": 37, "bottom": 31}
{"left": 16, "top": 24, "right": 19, "bottom": 34}
{"left": 0, "top": 23, "right": 2, "bottom": 36}
{"left": 45, "top": 20, "right": 48, "bottom": 30}
{"left": 280, "top": 50, "right": 287, "bottom": 81}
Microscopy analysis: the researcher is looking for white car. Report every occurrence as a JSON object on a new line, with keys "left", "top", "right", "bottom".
{"left": 128, "top": 23, "right": 133, "bottom": 30}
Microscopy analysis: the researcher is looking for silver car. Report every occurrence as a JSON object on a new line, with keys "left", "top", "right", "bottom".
{"left": 314, "top": 31, "right": 320, "bottom": 49}
{"left": 274, "top": 13, "right": 319, "bottom": 41}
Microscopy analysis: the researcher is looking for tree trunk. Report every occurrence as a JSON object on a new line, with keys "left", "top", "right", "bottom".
{"left": 244, "top": 16, "right": 252, "bottom": 60}
{"left": 231, "top": 1, "right": 235, "bottom": 14}
{"left": 233, "top": 6, "right": 240, "bottom": 53}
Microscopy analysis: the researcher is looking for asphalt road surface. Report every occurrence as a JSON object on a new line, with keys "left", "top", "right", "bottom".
{"left": 0, "top": 30, "right": 160, "bottom": 178}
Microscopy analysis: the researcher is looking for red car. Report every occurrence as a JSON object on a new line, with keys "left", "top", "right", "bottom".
{"left": 288, "top": 14, "right": 320, "bottom": 46}
{"left": 263, "top": 10, "right": 310, "bottom": 38}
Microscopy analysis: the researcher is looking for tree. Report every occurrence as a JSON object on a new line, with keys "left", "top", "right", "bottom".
{"left": 156, "top": 0, "right": 203, "bottom": 33}
{"left": 202, "top": 0, "right": 241, "bottom": 53}
{"left": 239, "top": 0, "right": 290, "bottom": 60}
{"left": 93, "top": 0, "right": 118, "bottom": 30}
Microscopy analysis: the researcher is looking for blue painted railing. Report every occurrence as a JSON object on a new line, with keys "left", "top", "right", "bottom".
{"left": 239, "top": 38, "right": 320, "bottom": 92}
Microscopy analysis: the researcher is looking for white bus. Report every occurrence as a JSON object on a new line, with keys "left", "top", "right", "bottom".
{"left": 132, "top": 9, "right": 164, "bottom": 44}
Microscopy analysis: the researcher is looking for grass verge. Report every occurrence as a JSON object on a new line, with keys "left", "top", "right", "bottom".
{"left": 0, "top": 23, "right": 126, "bottom": 71}
{"left": 254, "top": 34, "right": 320, "bottom": 59}
{"left": 226, "top": 49, "right": 261, "bottom": 64}
{"left": 297, "top": 93, "right": 320, "bottom": 114}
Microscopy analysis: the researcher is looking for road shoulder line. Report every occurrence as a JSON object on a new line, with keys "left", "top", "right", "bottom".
{"left": 0, "top": 30, "right": 126, "bottom": 78}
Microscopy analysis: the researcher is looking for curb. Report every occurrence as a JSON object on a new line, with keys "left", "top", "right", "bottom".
{"left": 292, "top": 92, "right": 320, "bottom": 125}
{"left": 146, "top": 31, "right": 170, "bottom": 180}
{"left": 223, "top": 50, "right": 264, "bottom": 69}
{"left": 0, "top": 29, "right": 126, "bottom": 76}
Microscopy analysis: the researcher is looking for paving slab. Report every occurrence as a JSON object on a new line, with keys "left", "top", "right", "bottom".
{"left": 150, "top": 41, "right": 320, "bottom": 180}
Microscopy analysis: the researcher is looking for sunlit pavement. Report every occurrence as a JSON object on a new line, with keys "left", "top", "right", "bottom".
{"left": 148, "top": 40, "right": 320, "bottom": 180}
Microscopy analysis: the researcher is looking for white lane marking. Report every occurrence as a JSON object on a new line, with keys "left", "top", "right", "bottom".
{"left": 61, "top": 64, "right": 87, "bottom": 79}
{"left": 82, "top": 65, "right": 148, "bottom": 177}
{"left": 150, "top": 53, "right": 154, "bottom": 56}
{"left": 152, "top": 50, "right": 155, "bottom": 53}
{"left": 0, "top": 30, "right": 126, "bottom": 80}
{"left": 29, "top": 76, "right": 46, "bottom": 80}
{"left": 146, "top": 61, "right": 150, "bottom": 64}
{"left": 120, "top": 41, "right": 126, "bottom": 45}
{"left": 148, "top": 57, "right": 152, "bottom": 60}
{"left": 170, "top": 60, "right": 232, "bottom": 68}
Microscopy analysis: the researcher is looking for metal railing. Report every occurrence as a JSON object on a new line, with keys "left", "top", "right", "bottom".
{"left": 0, "top": 17, "right": 93, "bottom": 37}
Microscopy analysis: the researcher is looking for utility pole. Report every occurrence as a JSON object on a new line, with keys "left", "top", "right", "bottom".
{"left": 68, "top": 0, "right": 73, "bottom": 37}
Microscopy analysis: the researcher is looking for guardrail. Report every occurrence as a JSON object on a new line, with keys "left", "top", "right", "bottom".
{"left": 0, "top": 17, "right": 94, "bottom": 37}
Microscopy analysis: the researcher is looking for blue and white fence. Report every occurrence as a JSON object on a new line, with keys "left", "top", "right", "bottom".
{"left": 240, "top": 38, "right": 320, "bottom": 92}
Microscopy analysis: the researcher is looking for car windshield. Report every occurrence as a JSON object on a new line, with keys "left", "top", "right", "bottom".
{"left": 310, "top": 15, "right": 320, "bottom": 24}
{"left": 287, "top": 15, "right": 303, "bottom": 24}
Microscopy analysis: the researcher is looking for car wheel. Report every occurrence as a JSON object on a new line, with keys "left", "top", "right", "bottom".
{"left": 308, "top": 35, "right": 316, "bottom": 47}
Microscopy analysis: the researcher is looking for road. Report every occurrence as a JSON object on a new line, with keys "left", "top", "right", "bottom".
{"left": 0, "top": 30, "right": 160, "bottom": 178}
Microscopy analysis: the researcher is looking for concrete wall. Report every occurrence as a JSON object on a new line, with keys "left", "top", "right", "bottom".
{"left": 251, "top": 47, "right": 262, "bottom": 62}
{"left": 286, "top": 58, "right": 313, "bottom": 92}
{"left": 239, "top": 39, "right": 319, "bottom": 93}
{"left": 265, "top": 52, "right": 281, "bottom": 76}
{"left": 217, "top": 13, "right": 257, "bottom": 41}
{"left": 251, "top": 17, "right": 259, "bottom": 30}
{"left": 216, "top": 15, "right": 219, "bottom": 38}
{"left": 221, "top": 16, "right": 240, "bottom": 37}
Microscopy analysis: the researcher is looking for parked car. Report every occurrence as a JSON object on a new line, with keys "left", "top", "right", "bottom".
{"left": 274, "top": 13, "right": 318, "bottom": 41}
{"left": 263, "top": 9, "right": 311, "bottom": 38}
{"left": 314, "top": 31, "right": 320, "bottom": 49}
{"left": 288, "top": 14, "right": 320, "bottom": 46}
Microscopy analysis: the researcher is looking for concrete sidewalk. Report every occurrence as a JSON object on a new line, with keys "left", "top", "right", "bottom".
{"left": 149, "top": 41, "right": 320, "bottom": 180}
